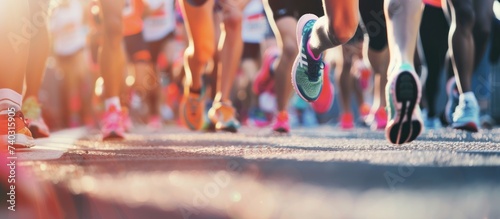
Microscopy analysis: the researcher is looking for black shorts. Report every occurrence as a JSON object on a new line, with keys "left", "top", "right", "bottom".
{"left": 359, "top": 0, "right": 388, "bottom": 51}
{"left": 147, "top": 32, "right": 174, "bottom": 65}
{"left": 266, "top": 0, "right": 324, "bottom": 21}
{"left": 124, "top": 32, "right": 151, "bottom": 62}
{"left": 346, "top": 25, "right": 365, "bottom": 45}
{"left": 242, "top": 43, "right": 261, "bottom": 60}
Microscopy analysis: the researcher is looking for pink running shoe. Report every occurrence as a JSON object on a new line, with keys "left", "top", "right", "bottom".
{"left": 253, "top": 47, "right": 280, "bottom": 95}
{"left": 340, "top": 112, "right": 355, "bottom": 130}
{"left": 148, "top": 115, "right": 163, "bottom": 131}
{"left": 102, "top": 105, "right": 125, "bottom": 140}
{"left": 272, "top": 111, "right": 290, "bottom": 133}
{"left": 372, "top": 107, "right": 388, "bottom": 130}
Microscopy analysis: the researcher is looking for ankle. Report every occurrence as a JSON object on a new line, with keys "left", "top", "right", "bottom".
{"left": 0, "top": 89, "right": 22, "bottom": 114}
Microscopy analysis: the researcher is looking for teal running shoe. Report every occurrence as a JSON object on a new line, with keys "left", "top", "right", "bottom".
{"left": 452, "top": 94, "right": 480, "bottom": 132}
{"left": 292, "top": 14, "right": 324, "bottom": 102}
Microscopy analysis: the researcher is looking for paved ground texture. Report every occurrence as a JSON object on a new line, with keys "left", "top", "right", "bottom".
{"left": 1, "top": 125, "right": 500, "bottom": 219}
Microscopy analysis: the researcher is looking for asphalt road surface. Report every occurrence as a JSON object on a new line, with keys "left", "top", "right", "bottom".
{"left": 2, "top": 125, "right": 500, "bottom": 219}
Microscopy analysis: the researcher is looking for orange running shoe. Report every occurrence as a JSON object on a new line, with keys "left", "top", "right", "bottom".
{"left": 359, "top": 103, "right": 371, "bottom": 120}
{"left": 0, "top": 110, "right": 35, "bottom": 148}
{"left": 180, "top": 89, "right": 205, "bottom": 131}
{"left": 208, "top": 102, "right": 240, "bottom": 133}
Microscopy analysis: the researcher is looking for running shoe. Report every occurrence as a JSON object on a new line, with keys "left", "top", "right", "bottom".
{"left": 22, "top": 97, "right": 50, "bottom": 138}
{"left": 180, "top": 88, "right": 205, "bottom": 131}
{"left": 385, "top": 63, "right": 423, "bottom": 144}
{"left": 0, "top": 111, "right": 35, "bottom": 148}
{"left": 371, "top": 107, "right": 388, "bottom": 130}
{"left": 359, "top": 103, "right": 371, "bottom": 120}
{"left": 445, "top": 77, "right": 459, "bottom": 124}
{"left": 452, "top": 93, "right": 480, "bottom": 132}
{"left": 208, "top": 102, "right": 240, "bottom": 133}
{"left": 253, "top": 47, "right": 279, "bottom": 95}
{"left": 101, "top": 105, "right": 125, "bottom": 140}
{"left": 272, "top": 111, "right": 290, "bottom": 133}
{"left": 340, "top": 112, "right": 354, "bottom": 130}
{"left": 148, "top": 115, "right": 163, "bottom": 131}
{"left": 292, "top": 14, "right": 324, "bottom": 102}
{"left": 311, "top": 63, "right": 334, "bottom": 114}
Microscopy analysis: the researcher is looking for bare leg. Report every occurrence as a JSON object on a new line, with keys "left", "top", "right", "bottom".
{"left": 336, "top": 46, "right": 354, "bottom": 115}
{"left": 215, "top": 0, "right": 247, "bottom": 103}
{"left": 448, "top": 0, "right": 475, "bottom": 93}
{"left": 24, "top": 0, "right": 50, "bottom": 100}
{"left": 368, "top": 48, "right": 389, "bottom": 111}
{"left": 99, "top": 0, "right": 126, "bottom": 102}
{"left": 181, "top": 0, "right": 216, "bottom": 91}
{"left": 308, "top": 0, "right": 360, "bottom": 57}
{"left": 385, "top": 0, "right": 423, "bottom": 73}
{"left": 273, "top": 17, "right": 298, "bottom": 112}
{"left": 0, "top": 0, "right": 30, "bottom": 95}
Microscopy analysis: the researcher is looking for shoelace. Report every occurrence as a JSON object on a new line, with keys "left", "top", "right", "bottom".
{"left": 307, "top": 59, "right": 324, "bottom": 82}
{"left": 187, "top": 97, "right": 201, "bottom": 116}
{"left": 17, "top": 112, "right": 30, "bottom": 128}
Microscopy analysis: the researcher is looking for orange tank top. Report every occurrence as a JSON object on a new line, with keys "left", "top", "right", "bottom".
{"left": 123, "top": 0, "right": 144, "bottom": 36}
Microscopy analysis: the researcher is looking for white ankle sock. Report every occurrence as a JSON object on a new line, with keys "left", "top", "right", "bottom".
{"left": 105, "top": 97, "right": 121, "bottom": 111}
{"left": 0, "top": 89, "right": 22, "bottom": 114}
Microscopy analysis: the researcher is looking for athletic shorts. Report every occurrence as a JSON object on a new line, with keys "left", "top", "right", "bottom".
{"left": 359, "top": 0, "right": 388, "bottom": 51}
{"left": 346, "top": 25, "right": 365, "bottom": 45}
{"left": 266, "top": 0, "right": 324, "bottom": 21}
{"left": 124, "top": 32, "right": 152, "bottom": 62}
{"left": 242, "top": 43, "right": 261, "bottom": 60}
{"left": 147, "top": 32, "right": 174, "bottom": 65}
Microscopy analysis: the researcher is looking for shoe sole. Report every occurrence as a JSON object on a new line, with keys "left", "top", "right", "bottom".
{"left": 385, "top": 71, "right": 423, "bottom": 145}
{"left": 215, "top": 121, "right": 239, "bottom": 133}
{"left": 452, "top": 122, "right": 479, "bottom": 132}
{"left": 29, "top": 125, "right": 50, "bottom": 139}
{"left": 218, "top": 125, "right": 238, "bottom": 133}
{"left": 291, "top": 13, "right": 319, "bottom": 102}
{"left": 103, "top": 131, "right": 124, "bottom": 141}
{"left": 272, "top": 128, "right": 290, "bottom": 135}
